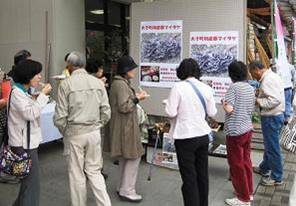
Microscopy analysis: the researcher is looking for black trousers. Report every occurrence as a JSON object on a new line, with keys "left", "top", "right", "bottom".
{"left": 175, "top": 135, "right": 209, "bottom": 206}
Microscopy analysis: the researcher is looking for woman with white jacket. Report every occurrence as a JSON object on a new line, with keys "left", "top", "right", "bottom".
{"left": 8, "top": 60, "right": 52, "bottom": 206}
{"left": 165, "top": 58, "right": 217, "bottom": 206}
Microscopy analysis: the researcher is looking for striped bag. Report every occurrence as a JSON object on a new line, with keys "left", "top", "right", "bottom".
{"left": 280, "top": 117, "right": 296, "bottom": 153}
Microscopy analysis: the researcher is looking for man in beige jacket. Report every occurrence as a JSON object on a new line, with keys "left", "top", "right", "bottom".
{"left": 249, "top": 61, "right": 285, "bottom": 187}
{"left": 54, "top": 51, "right": 111, "bottom": 206}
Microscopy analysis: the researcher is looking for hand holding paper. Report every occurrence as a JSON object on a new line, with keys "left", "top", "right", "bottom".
{"left": 41, "top": 84, "right": 52, "bottom": 95}
{"left": 136, "top": 90, "right": 149, "bottom": 100}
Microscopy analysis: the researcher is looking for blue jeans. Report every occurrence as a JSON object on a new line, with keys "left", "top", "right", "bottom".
{"left": 284, "top": 88, "right": 293, "bottom": 120}
{"left": 260, "top": 114, "right": 284, "bottom": 181}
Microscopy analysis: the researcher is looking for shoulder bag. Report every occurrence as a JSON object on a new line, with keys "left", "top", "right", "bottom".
{"left": 186, "top": 80, "right": 214, "bottom": 143}
{"left": 0, "top": 89, "right": 32, "bottom": 178}
{"left": 280, "top": 117, "right": 296, "bottom": 153}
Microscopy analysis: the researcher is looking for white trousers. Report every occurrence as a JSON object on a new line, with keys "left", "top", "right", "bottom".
{"left": 118, "top": 157, "right": 141, "bottom": 196}
{"left": 64, "top": 130, "right": 111, "bottom": 206}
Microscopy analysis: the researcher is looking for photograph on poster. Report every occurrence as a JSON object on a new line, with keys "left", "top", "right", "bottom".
{"left": 162, "top": 134, "right": 178, "bottom": 165}
{"left": 140, "top": 20, "right": 182, "bottom": 88}
{"left": 191, "top": 44, "right": 237, "bottom": 77}
{"left": 140, "top": 65, "right": 160, "bottom": 82}
{"left": 162, "top": 136, "right": 176, "bottom": 153}
{"left": 189, "top": 31, "right": 239, "bottom": 102}
{"left": 162, "top": 153, "right": 177, "bottom": 164}
{"left": 141, "top": 33, "right": 182, "bottom": 64}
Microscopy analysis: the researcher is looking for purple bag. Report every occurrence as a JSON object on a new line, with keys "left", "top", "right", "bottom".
{"left": 0, "top": 89, "right": 32, "bottom": 178}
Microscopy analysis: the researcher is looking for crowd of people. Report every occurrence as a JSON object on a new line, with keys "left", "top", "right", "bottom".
{"left": 0, "top": 49, "right": 294, "bottom": 206}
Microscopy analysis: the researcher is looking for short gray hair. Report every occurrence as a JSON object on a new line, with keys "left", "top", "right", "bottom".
{"left": 67, "top": 51, "right": 86, "bottom": 69}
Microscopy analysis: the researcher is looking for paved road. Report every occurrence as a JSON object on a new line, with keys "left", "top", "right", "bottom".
{"left": 0, "top": 141, "right": 262, "bottom": 206}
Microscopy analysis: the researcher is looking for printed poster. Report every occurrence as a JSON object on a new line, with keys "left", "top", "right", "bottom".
{"left": 161, "top": 133, "right": 178, "bottom": 167}
{"left": 140, "top": 20, "right": 183, "bottom": 88}
{"left": 146, "top": 133, "right": 179, "bottom": 170}
{"left": 189, "top": 31, "right": 239, "bottom": 102}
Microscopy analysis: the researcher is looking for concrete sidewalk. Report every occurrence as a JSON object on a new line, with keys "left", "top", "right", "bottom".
{"left": 251, "top": 124, "right": 296, "bottom": 206}
{"left": 0, "top": 141, "right": 263, "bottom": 206}
{"left": 253, "top": 150, "right": 296, "bottom": 206}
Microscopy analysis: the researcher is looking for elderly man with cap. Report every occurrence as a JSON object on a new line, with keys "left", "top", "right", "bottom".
{"left": 108, "top": 55, "right": 148, "bottom": 202}
{"left": 54, "top": 51, "right": 111, "bottom": 206}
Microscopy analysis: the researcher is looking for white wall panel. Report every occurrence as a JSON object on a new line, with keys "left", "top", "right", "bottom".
{"left": 0, "top": 0, "right": 52, "bottom": 77}
{"left": 50, "top": 0, "right": 85, "bottom": 99}
{"left": 0, "top": 0, "right": 85, "bottom": 99}
{"left": 130, "top": 0, "right": 247, "bottom": 121}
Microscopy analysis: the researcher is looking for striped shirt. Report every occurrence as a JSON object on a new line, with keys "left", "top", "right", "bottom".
{"left": 224, "top": 82, "right": 255, "bottom": 136}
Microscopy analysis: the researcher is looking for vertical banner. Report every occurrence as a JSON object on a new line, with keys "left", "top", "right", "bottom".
{"left": 274, "top": 0, "right": 288, "bottom": 64}
{"left": 140, "top": 20, "right": 183, "bottom": 88}
{"left": 273, "top": 0, "right": 291, "bottom": 87}
{"left": 189, "top": 31, "right": 239, "bottom": 103}
{"left": 293, "top": 18, "right": 296, "bottom": 64}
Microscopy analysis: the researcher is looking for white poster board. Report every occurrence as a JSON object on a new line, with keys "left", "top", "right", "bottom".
{"left": 140, "top": 20, "right": 183, "bottom": 88}
{"left": 189, "top": 31, "right": 239, "bottom": 103}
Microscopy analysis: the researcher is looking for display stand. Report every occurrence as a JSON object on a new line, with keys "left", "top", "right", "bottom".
{"left": 208, "top": 125, "right": 227, "bottom": 158}
{"left": 143, "top": 125, "right": 226, "bottom": 170}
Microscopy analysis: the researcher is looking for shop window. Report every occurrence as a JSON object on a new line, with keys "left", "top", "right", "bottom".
{"left": 85, "top": 0, "right": 129, "bottom": 74}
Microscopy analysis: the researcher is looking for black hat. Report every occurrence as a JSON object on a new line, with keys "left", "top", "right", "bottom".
{"left": 117, "top": 56, "right": 138, "bottom": 75}
{"left": 14, "top": 50, "right": 31, "bottom": 65}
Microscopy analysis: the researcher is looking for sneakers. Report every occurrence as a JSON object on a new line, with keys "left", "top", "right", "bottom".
{"left": 119, "top": 193, "right": 142, "bottom": 203}
{"left": 225, "top": 197, "right": 250, "bottom": 206}
{"left": 232, "top": 191, "right": 253, "bottom": 201}
{"left": 253, "top": 166, "right": 269, "bottom": 177}
{"left": 261, "top": 177, "right": 283, "bottom": 186}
